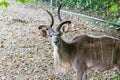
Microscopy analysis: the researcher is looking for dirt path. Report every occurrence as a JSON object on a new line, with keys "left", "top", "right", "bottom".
{"left": 0, "top": 0, "right": 119, "bottom": 80}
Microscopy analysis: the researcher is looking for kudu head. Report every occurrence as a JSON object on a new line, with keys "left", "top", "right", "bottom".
{"left": 38, "top": 4, "right": 71, "bottom": 45}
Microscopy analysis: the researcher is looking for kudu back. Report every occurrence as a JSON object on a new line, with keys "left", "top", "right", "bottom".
{"left": 38, "top": 4, "right": 120, "bottom": 80}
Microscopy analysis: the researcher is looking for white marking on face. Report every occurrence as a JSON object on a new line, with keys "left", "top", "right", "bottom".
{"left": 51, "top": 36, "right": 60, "bottom": 67}
{"left": 51, "top": 36, "right": 60, "bottom": 46}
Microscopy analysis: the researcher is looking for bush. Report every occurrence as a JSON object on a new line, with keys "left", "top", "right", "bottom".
{"left": 52, "top": 0, "right": 119, "bottom": 20}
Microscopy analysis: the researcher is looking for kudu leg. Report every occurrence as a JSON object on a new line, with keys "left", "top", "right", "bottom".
{"left": 116, "top": 64, "right": 120, "bottom": 74}
{"left": 82, "top": 71, "right": 87, "bottom": 80}
{"left": 113, "top": 64, "right": 120, "bottom": 74}
{"left": 77, "top": 72, "right": 82, "bottom": 80}
{"left": 77, "top": 69, "right": 87, "bottom": 80}
{"left": 77, "top": 72, "right": 87, "bottom": 80}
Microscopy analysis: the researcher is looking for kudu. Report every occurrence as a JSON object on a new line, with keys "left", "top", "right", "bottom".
{"left": 38, "top": 4, "right": 120, "bottom": 80}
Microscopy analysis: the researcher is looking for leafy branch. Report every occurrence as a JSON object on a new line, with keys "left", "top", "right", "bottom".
{"left": 0, "top": 0, "right": 37, "bottom": 7}
{"left": 0, "top": 1, "right": 10, "bottom": 7}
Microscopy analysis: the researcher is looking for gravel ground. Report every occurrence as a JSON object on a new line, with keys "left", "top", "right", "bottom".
{"left": 0, "top": 0, "right": 120, "bottom": 80}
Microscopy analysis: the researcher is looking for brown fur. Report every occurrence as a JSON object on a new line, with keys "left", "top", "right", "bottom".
{"left": 56, "top": 34, "right": 120, "bottom": 80}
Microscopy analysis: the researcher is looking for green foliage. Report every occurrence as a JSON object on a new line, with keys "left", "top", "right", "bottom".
{"left": 52, "top": 0, "right": 119, "bottom": 20}
{"left": 26, "top": 0, "right": 36, "bottom": 3}
{"left": 66, "top": 0, "right": 75, "bottom": 7}
{"left": 15, "top": 0, "right": 37, "bottom": 3}
{"left": 109, "top": 4, "right": 118, "bottom": 12}
{"left": 0, "top": 0, "right": 37, "bottom": 7}
{"left": 76, "top": 0, "right": 94, "bottom": 9}
{"left": 15, "top": 0, "right": 26, "bottom": 3}
{"left": 0, "top": 1, "right": 10, "bottom": 7}
{"left": 111, "top": 74, "right": 120, "bottom": 80}
{"left": 55, "top": 0, "right": 119, "bottom": 11}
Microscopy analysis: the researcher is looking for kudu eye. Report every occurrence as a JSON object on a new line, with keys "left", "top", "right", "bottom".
{"left": 49, "top": 33, "right": 53, "bottom": 37}
{"left": 58, "top": 34, "right": 61, "bottom": 36}
{"left": 49, "top": 35, "right": 52, "bottom": 37}
{"left": 57, "top": 33, "right": 61, "bottom": 36}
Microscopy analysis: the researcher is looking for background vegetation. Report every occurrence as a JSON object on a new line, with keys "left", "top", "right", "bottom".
{"left": 53, "top": 0, "right": 120, "bottom": 22}
{"left": 0, "top": 0, "right": 119, "bottom": 22}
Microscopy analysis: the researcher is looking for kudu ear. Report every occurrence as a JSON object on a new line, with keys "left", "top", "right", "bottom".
{"left": 38, "top": 10, "right": 55, "bottom": 37}
{"left": 57, "top": 20, "right": 71, "bottom": 33}
{"left": 40, "top": 29, "right": 47, "bottom": 37}
{"left": 60, "top": 22, "right": 71, "bottom": 33}
{"left": 38, "top": 25, "right": 48, "bottom": 37}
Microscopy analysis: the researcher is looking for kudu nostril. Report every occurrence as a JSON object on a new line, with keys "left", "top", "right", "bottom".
{"left": 54, "top": 41, "right": 59, "bottom": 45}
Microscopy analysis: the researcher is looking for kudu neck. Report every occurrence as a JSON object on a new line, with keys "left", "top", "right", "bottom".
{"left": 58, "top": 37, "right": 74, "bottom": 52}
